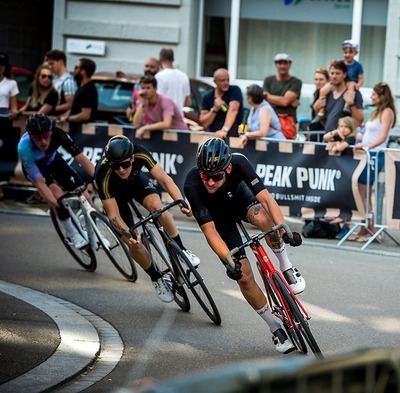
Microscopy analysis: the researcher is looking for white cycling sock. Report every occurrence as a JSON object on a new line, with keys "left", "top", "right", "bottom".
{"left": 272, "top": 244, "right": 292, "bottom": 272}
{"left": 61, "top": 218, "right": 78, "bottom": 237}
{"left": 256, "top": 303, "right": 281, "bottom": 333}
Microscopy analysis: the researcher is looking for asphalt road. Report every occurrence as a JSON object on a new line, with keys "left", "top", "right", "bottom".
{"left": 1, "top": 213, "right": 400, "bottom": 392}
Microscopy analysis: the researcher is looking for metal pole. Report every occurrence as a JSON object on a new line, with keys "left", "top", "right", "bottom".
{"left": 228, "top": 0, "right": 240, "bottom": 81}
{"left": 351, "top": 0, "right": 363, "bottom": 60}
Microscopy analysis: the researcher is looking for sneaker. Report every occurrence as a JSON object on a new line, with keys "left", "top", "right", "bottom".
{"left": 71, "top": 233, "right": 88, "bottom": 249}
{"left": 283, "top": 267, "right": 306, "bottom": 295}
{"left": 183, "top": 249, "right": 200, "bottom": 268}
{"left": 310, "top": 113, "right": 326, "bottom": 124}
{"left": 152, "top": 277, "right": 174, "bottom": 303}
{"left": 272, "top": 328, "right": 295, "bottom": 354}
{"left": 336, "top": 227, "right": 350, "bottom": 239}
{"left": 343, "top": 105, "right": 351, "bottom": 115}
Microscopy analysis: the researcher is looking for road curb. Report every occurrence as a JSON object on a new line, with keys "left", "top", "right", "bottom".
{"left": 0, "top": 281, "right": 123, "bottom": 393}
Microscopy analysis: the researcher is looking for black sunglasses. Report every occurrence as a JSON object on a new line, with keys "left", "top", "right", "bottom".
{"left": 110, "top": 160, "right": 132, "bottom": 171}
{"left": 40, "top": 74, "right": 52, "bottom": 79}
{"left": 200, "top": 172, "right": 225, "bottom": 182}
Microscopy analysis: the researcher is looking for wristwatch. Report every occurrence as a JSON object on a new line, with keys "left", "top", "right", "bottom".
{"left": 65, "top": 115, "right": 69, "bottom": 122}
{"left": 222, "top": 126, "right": 229, "bottom": 132}
{"left": 210, "top": 107, "right": 215, "bottom": 113}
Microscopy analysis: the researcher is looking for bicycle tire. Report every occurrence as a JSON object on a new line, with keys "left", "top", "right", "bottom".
{"left": 273, "top": 273, "right": 323, "bottom": 359}
{"left": 141, "top": 228, "right": 190, "bottom": 312}
{"left": 50, "top": 209, "right": 96, "bottom": 272}
{"left": 90, "top": 211, "right": 138, "bottom": 282}
{"left": 168, "top": 241, "right": 221, "bottom": 325}
{"left": 264, "top": 272, "right": 307, "bottom": 354}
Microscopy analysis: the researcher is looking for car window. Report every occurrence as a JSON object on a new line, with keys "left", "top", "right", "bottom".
{"left": 94, "top": 81, "right": 133, "bottom": 109}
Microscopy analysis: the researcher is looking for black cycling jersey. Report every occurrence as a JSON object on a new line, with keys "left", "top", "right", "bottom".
{"left": 184, "top": 153, "right": 265, "bottom": 262}
{"left": 184, "top": 153, "right": 265, "bottom": 227}
{"left": 94, "top": 144, "right": 158, "bottom": 201}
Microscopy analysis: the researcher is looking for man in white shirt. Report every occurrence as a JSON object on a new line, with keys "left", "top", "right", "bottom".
{"left": 155, "top": 47, "right": 191, "bottom": 112}
{"left": 45, "top": 49, "right": 77, "bottom": 117}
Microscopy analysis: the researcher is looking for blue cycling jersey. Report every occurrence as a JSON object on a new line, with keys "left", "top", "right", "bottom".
{"left": 17, "top": 127, "right": 81, "bottom": 181}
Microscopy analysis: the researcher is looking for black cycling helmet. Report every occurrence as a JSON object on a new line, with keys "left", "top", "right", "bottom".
{"left": 197, "top": 137, "right": 232, "bottom": 174}
{"left": 26, "top": 114, "right": 53, "bottom": 135}
{"left": 105, "top": 135, "right": 134, "bottom": 162}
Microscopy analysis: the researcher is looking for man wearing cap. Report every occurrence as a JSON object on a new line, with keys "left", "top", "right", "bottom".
{"left": 263, "top": 54, "right": 302, "bottom": 138}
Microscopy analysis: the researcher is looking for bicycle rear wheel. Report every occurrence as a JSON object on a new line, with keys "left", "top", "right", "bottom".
{"left": 141, "top": 227, "right": 190, "bottom": 312}
{"left": 168, "top": 241, "right": 221, "bottom": 325}
{"left": 90, "top": 211, "right": 137, "bottom": 282}
{"left": 272, "top": 273, "right": 323, "bottom": 359}
{"left": 50, "top": 209, "right": 96, "bottom": 272}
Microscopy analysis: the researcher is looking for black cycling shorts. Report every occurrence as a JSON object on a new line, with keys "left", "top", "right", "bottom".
{"left": 115, "top": 173, "right": 159, "bottom": 228}
{"left": 23, "top": 152, "right": 84, "bottom": 191}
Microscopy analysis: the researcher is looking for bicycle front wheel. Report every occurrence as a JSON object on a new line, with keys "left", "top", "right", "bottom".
{"left": 90, "top": 211, "right": 138, "bottom": 282}
{"left": 264, "top": 272, "right": 307, "bottom": 354}
{"left": 141, "top": 227, "right": 190, "bottom": 312}
{"left": 168, "top": 242, "right": 221, "bottom": 325}
{"left": 273, "top": 273, "right": 323, "bottom": 359}
{"left": 50, "top": 209, "right": 96, "bottom": 272}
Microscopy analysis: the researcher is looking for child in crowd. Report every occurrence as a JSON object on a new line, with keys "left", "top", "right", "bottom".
{"left": 323, "top": 116, "right": 357, "bottom": 155}
{"left": 311, "top": 39, "right": 364, "bottom": 124}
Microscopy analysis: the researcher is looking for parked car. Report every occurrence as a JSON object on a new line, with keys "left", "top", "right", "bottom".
{"left": 92, "top": 73, "right": 214, "bottom": 129}
{"left": 11, "top": 67, "right": 33, "bottom": 110}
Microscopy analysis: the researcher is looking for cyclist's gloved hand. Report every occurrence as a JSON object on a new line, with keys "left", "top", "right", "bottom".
{"left": 226, "top": 259, "right": 242, "bottom": 281}
{"left": 282, "top": 232, "right": 302, "bottom": 247}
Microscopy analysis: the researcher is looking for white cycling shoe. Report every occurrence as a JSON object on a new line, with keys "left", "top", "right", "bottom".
{"left": 152, "top": 277, "right": 174, "bottom": 303}
{"left": 272, "top": 328, "right": 295, "bottom": 354}
{"left": 283, "top": 267, "right": 306, "bottom": 295}
{"left": 71, "top": 233, "right": 88, "bottom": 249}
{"left": 183, "top": 249, "right": 200, "bottom": 268}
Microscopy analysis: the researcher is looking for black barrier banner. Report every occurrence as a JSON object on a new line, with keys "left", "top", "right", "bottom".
{"left": 233, "top": 139, "right": 366, "bottom": 219}
{"left": 385, "top": 150, "right": 400, "bottom": 230}
{"left": 2, "top": 122, "right": 367, "bottom": 221}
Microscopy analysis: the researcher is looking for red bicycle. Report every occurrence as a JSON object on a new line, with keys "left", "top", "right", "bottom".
{"left": 226, "top": 221, "right": 323, "bottom": 359}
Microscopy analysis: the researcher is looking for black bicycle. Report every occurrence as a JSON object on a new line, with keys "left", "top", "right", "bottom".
{"left": 129, "top": 199, "right": 221, "bottom": 325}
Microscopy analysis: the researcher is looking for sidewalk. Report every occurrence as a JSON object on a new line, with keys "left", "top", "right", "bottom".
{"left": 0, "top": 280, "right": 123, "bottom": 393}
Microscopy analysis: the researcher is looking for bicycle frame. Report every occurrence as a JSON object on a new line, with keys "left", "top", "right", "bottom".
{"left": 228, "top": 222, "right": 310, "bottom": 330}
{"left": 60, "top": 187, "right": 103, "bottom": 251}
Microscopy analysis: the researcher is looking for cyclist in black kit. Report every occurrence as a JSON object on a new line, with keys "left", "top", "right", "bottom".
{"left": 184, "top": 137, "right": 305, "bottom": 354}
{"left": 94, "top": 135, "right": 199, "bottom": 303}
{"left": 17, "top": 114, "right": 95, "bottom": 249}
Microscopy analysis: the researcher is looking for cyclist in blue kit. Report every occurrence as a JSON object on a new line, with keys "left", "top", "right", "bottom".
{"left": 184, "top": 138, "right": 305, "bottom": 354}
{"left": 17, "top": 114, "right": 95, "bottom": 249}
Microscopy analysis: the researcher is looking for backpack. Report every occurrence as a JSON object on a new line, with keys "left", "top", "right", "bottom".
{"left": 302, "top": 219, "right": 341, "bottom": 239}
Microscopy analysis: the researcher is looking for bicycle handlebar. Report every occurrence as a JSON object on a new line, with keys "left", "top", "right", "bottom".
{"left": 56, "top": 184, "right": 88, "bottom": 205}
{"left": 129, "top": 199, "right": 188, "bottom": 237}
{"left": 226, "top": 223, "right": 293, "bottom": 268}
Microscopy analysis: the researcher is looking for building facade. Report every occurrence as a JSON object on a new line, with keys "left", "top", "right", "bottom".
{"left": 46, "top": 0, "right": 400, "bottom": 118}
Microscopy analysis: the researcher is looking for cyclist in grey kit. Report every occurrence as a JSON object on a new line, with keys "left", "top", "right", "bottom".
{"left": 184, "top": 138, "right": 305, "bottom": 354}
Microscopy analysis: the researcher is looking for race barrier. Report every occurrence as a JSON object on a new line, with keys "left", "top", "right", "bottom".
{"left": 1, "top": 118, "right": 399, "bottom": 249}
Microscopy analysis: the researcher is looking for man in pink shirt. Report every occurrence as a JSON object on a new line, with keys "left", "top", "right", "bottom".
{"left": 133, "top": 75, "right": 188, "bottom": 139}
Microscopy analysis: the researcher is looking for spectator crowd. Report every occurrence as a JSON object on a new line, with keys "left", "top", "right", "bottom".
{"left": 1, "top": 38, "right": 398, "bottom": 243}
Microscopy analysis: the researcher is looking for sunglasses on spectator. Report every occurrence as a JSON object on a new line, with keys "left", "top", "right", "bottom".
{"left": 40, "top": 74, "right": 52, "bottom": 79}
{"left": 200, "top": 172, "right": 225, "bottom": 182}
{"left": 315, "top": 68, "right": 327, "bottom": 73}
{"left": 110, "top": 160, "right": 132, "bottom": 171}
{"left": 30, "top": 131, "right": 52, "bottom": 141}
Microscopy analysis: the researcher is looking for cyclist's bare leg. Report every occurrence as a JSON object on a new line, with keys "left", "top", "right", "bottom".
{"left": 238, "top": 258, "right": 281, "bottom": 332}
{"left": 237, "top": 258, "right": 267, "bottom": 310}
{"left": 122, "top": 229, "right": 152, "bottom": 270}
{"left": 247, "top": 203, "right": 292, "bottom": 272}
{"left": 141, "top": 194, "right": 178, "bottom": 237}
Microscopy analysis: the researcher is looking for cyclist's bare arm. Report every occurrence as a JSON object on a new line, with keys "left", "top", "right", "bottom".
{"left": 102, "top": 198, "right": 139, "bottom": 246}
{"left": 32, "top": 176, "right": 60, "bottom": 209}
{"left": 201, "top": 221, "right": 231, "bottom": 263}
{"left": 74, "top": 152, "right": 95, "bottom": 177}
{"left": 150, "top": 164, "right": 192, "bottom": 217}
